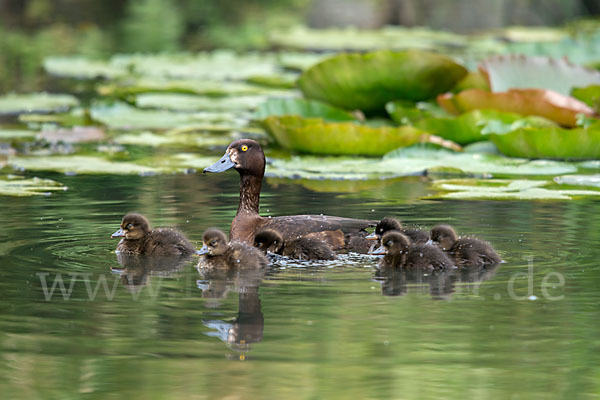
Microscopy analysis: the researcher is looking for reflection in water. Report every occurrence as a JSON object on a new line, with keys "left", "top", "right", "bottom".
{"left": 374, "top": 263, "right": 500, "bottom": 300}
{"left": 197, "top": 266, "right": 267, "bottom": 357}
{"left": 112, "top": 252, "right": 193, "bottom": 293}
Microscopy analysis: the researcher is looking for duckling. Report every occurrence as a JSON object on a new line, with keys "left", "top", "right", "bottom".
{"left": 253, "top": 228, "right": 336, "bottom": 260}
{"left": 429, "top": 225, "right": 501, "bottom": 267}
{"left": 198, "top": 229, "right": 268, "bottom": 270}
{"left": 372, "top": 231, "right": 453, "bottom": 271}
{"left": 111, "top": 213, "right": 194, "bottom": 256}
{"left": 366, "top": 217, "right": 429, "bottom": 245}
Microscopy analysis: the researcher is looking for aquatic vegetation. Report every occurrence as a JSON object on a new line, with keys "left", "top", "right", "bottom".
{"left": 0, "top": 93, "right": 79, "bottom": 116}
{"left": 0, "top": 175, "right": 67, "bottom": 197}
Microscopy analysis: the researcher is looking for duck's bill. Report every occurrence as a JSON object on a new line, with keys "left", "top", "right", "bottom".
{"left": 197, "top": 245, "right": 209, "bottom": 255}
{"left": 370, "top": 245, "right": 387, "bottom": 255}
{"left": 365, "top": 232, "right": 379, "bottom": 240}
{"left": 111, "top": 228, "right": 125, "bottom": 238}
{"left": 204, "top": 152, "right": 235, "bottom": 173}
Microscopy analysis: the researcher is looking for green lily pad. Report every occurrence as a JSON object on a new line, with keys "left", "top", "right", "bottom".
{"left": 0, "top": 175, "right": 67, "bottom": 197}
{"left": 297, "top": 50, "right": 467, "bottom": 112}
{"left": 426, "top": 178, "right": 600, "bottom": 200}
{"left": 0, "top": 93, "right": 79, "bottom": 116}
{"left": 554, "top": 174, "right": 600, "bottom": 187}
{"left": 571, "top": 85, "right": 600, "bottom": 112}
{"left": 115, "top": 131, "right": 237, "bottom": 148}
{"left": 43, "top": 57, "right": 128, "bottom": 80}
{"left": 254, "top": 98, "right": 356, "bottom": 121}
{"left": 98, "top": 79, "right": 280, "bottom": 97}
{"left": 480, "top": 54, "right": 600, "bottom": 96}
{"left": 135, "top": 93, "right": 270, "bottom": 112}
{"left": 262, "top": 115, "right": 460, "bottom": 156}
{"left": 245, "top": 74, "right": 298, "bottom": 89}
{"left": 9, "top": 155, "right": 159, "bottom": 175}
{"left": 0, "top": 129, "right": 38, "bottom": 139}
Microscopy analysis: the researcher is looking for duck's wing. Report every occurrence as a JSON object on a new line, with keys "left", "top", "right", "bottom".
{"left": 265, "top": 215, "right": 376, "bottom": 235}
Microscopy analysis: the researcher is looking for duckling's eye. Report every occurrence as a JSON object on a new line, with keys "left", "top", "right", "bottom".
{"left": 210, "top": 240, "right": 218, "bottom": 246}
{"left": 126, "top": 224, "right": 133, "bottom": 229}
{"left": 241, "top": 145, "right": 248, "bottom": 152}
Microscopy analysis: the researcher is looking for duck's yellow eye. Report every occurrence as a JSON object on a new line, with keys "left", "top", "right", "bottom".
{"left": 241, "top": 145, "right": 248, "bottom": 152}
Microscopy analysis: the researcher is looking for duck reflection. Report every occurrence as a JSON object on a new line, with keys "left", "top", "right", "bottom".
{"left": 111, "top": 252, "right": 192, "bottom": 293}
{"left": 374, "top": 263, "right": 500, "bottom": 300}
{"left": 197, "top": 265, "right": 267, "bottom": 358}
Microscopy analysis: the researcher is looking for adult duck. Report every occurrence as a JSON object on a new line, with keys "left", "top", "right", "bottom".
{"left": 111, "top": 213, "right": 195, "bottom": 256}
{"left": 253, "top": 228, "right": 336, "bottom": 260}
{"left": 203, "top": 139, "right": 376, "bottom": 251}
{"left": 429, "top": 225, "right": 501, "bottom": 267}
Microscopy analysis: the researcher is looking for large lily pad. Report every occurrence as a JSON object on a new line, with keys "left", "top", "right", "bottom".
{"left": 254, "top": 98, "right": 357, "bottom": 121}
{"left": 0, "top": 93, "right": 79, "bottom": 116}
{"left": 0, "top": 175, "right": 67, "bottom": 197}
{"left": 438, "top": 88, "right": 595, "bottom": 127}
{"left": 426, "top": 178, "right": 600, "bottom": 200}
{"left": 297, "top": 50, "right": 467, "bottom": 112}
{"left": 262, "top": 115, "right": 460, "bottom": 156}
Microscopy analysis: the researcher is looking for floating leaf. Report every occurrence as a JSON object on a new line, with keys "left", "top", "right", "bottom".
{"left": 39, "top": 126, "right": 105, "bottom": 143}
{"left": 9, "top": 155, "right": 159, "bottom": 175}
{"left": 135, "top": 93, "right": 269, "bottom": 112}
{"left": 0, "top": 129, "right": 38, "bottom": 139}
{"left": 245, "top": 74, "right": 298, "bottom": 89}
{"left": 115, "top": 131, "right": 237, "bottom": 148}
{"left": 98, "top": 79, "right": 279, "bottom": 97}
{"left": 0, "top": 93, "right": 79, "bottom": 116}
{"left": 254, "top": 98, "right": 356, "bottom": 121}
{"left": 298, "top": 50, "right": 467, "bottom": 112}
{"left": 262, "top": 115, "right": 460, "bottom": 156}
{"left": 479, "top": 54, "right": 600, "bottom": 95}
{"left": 438, "top": 88, "right": 595, "bottom": 127}
{"left": 0, "top": 175, "right": 67, "bottom": 197}
{"left": 571, "top": 85, "right": 600, "bottom": 112}
{"left": 554, "top": 174, "right": 600, "bottom": 187}
{"left": 43, "top": 57, "right": 128, "bottom": 80}
{"left": 426, "top": 178, "right": 600, "bottom": 200}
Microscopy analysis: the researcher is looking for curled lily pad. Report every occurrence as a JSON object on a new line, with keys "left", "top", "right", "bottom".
{"left": 438, "top": 88, "right": 595, "bottom": 127}
{"left": 262, "top": 115, "right": 460, "bottom": 156}
{"left": 9, "top": 155, "right": 159, "bottom": 175}
{"left": 254, "top": 98, "right": 356, "bottom": 121}
{"left": 135, "top": 93, "right": 269, "bottom": 112}
{"left": 0, "top": 175, "right": 67, "bottom": 197}
{"left": 426, "top": 178, "right": 600, "bottom": 200}
{"left": 298, "top": 50, "right": 467, "bottom": 112}
{"left": 0, "top": 93, "right": 79, "bottom": 116}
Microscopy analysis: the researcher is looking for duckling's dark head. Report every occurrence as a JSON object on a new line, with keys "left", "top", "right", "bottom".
{"left": 372, "top": 231, "right": 410, "bottom": 256}
{"left": 253, "top": 229, "right": 284, "bottom": 254}
{"left": 111, "top": 213, "right": 151, "bottom": 240}
{"left": 203, "top": 139, "right": 265, "bottom": 177}
{"left": 429, "top": 224, "right": 458, "bottom": 250}
{"left": 199, "top": 229, "right": 229, "bottom": 256}
{"left": 366, "top": 217, "right": 402, "bottom": 241}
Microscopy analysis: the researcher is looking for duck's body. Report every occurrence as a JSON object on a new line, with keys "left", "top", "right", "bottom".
{"left": 198, "top": 229, "right": 269, "bottom": 270}
{"left": 373, "top": 232, "right": 453, "bottom": 271}
{"left": 111, "top": 213, "right": 194, "bottom": 256}
{"left": 204, "top": 139, "right": 375, "bottom": 251}
{"left": 366, "top": 217, "right": 429, "bottom": 247}
{"left": 253, "top": 228, "right": 336, "bottom": 260}
{"left": 430, "top": 225, "right": 501, "bottom": 267}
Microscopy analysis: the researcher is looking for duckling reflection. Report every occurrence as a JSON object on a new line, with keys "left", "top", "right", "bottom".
{"left": 112, "top": 252, "right": 192, "bottom": 293}
{"left": 198, "top": 264, "right": 267, "bottom": 356}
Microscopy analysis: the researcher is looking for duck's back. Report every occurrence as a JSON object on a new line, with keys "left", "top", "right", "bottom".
{"left": 143, "top": 228, "right": 195, "bottom": 256}
{"left": 402, "top": 228, "right": 429, "bottom": 245}
{"left": 406, "top": 245, "right": 454, "bottom": 271}
{"left": 450, "top": 238, "right": 501, "bottom": 267}
{"left": 226, "top": 242, "right": 269, "bottom": 269}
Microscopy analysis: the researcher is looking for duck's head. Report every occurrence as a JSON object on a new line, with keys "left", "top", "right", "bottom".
{"left": 203, "top": 139, "right": 265, "bottom": 177}
{"left": 198, "top": 229, "right": 228, "bottom": 256}
{"left": 253, "top": 229, "right": 284, "bottom": 254}
{"left": 372, "top": 231, "right": 410, "bottom": 256}
{"left": 429, "top": 224, "right": 458, "bottom": 250}
{"left": 366, "top": 217, "right": 402, "bottom": 241}
{"left": 111, "top": 213, "right": 151, "bottom": 240}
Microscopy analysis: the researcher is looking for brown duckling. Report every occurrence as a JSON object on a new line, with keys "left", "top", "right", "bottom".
{"left": 366, "top": 217, "right": 429, "bottom": 245}
{"left": 203, "top": 139, "right": 376, "bottom": 251}
{"left": 253, "top": 228, "right": 336, "bottom": 260}
{"left": 198, "top": 229, "right": 268, "bottom": 270}
{"left": 111, "top": 213, "right": 195, "bottom": 256}
{"left": 429, "top": 225, "right": 501, "bottom": 267}
{"left": 372, "top": 231, "right": 454, "bottom": 271}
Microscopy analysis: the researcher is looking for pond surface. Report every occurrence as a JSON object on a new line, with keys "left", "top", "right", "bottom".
{"left": 1, "top": 169, "right": 599, "bottom": 399}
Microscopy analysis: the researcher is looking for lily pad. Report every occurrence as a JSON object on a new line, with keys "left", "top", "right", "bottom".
{"left": 135, "top": 93, "right": 270, "bottom": 112}
{"left": 0, "top": 93, "right": 79, "bottom": 116}
{"left": 554, "top": 174, "right": 600, "bottom": 187}
{"left": 479, "top": 54, "right": 600, "bottom": 96}
{"left": 39, "top": 126, "right": 106, "bottom": 143}
{"left": 254, "top": 98, "right": 356, "bottom": 121}
{"left": 0, "top": 129, "right": 38, "bottom": 139}
{"left": 297, "top": 50, "right": 467, "bottom": 112}
{"left": 438, "top": 88, "right": 595, "bottom": 127}
{"left": 0, "top": 175, "right": 67, "bottom": 197}
{"left": 98, "top": 79, "right": 281, "bottom": 97}
{"left": 571, "top": 85, "right": 600, "bottom": 112}
{"left": 9, "top": 155, "right": 159, "bottom": 175}
{"left": 426, "top": 178, "right": 600, "bottom": 200}
{"left": 262, "top": 115, "right": 460, "bottom": 156}
{"left": 115, "top": 131, "right": 237, "bottom": 148}
{"left": 43, "top": 57, "right": 128, "bottom": 80}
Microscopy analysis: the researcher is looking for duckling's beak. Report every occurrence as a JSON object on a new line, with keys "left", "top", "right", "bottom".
{"left": 371, "top": 245, "right": 387, "bottom": 255}
{"left": 204, "top": 152, "right": 235, "bottom": 173}
{"left": 365, "top": 232, "right": 379, "bottom": 240}
{"left": 111, "top": 228, "right": 125, "bottom": 238}
{"left": 197, "top": 245, "right": 209, "bottom": 255}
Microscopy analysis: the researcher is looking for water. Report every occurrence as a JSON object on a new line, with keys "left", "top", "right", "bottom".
{"left": 1, "top": 171, "right": 599, "bottom": 399}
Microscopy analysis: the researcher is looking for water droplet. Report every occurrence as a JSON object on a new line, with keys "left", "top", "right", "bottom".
{"left": 528, "top": 295, "right": 537, "bottom": 301}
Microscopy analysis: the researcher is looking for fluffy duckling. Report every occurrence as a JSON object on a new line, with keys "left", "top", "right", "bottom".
{"left": 253, "top": 228, "right": 336, "bottom": 260}
{"left": 111, "top": 213, "right": 194, "bottom": 256}
{"left": 366, "top": 217, "right": 429, "bottom": 246}
{"left": 429, "top": 225, "right": 501, "bottom": 267}
{"left": 372, "top": 231, "right": 453, "bottom": 271}
{"left": 198, "top": 229, "right": 268, "bottom": 270}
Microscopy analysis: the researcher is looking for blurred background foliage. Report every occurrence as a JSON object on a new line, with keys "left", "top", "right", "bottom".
{"left": 1, "top": 0, "right": 600, "bottom": 92}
